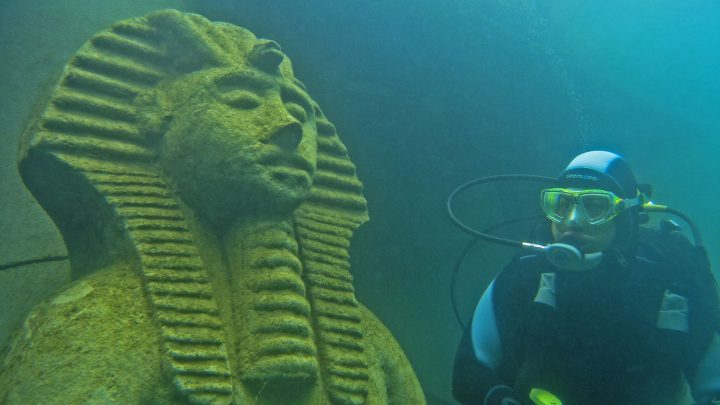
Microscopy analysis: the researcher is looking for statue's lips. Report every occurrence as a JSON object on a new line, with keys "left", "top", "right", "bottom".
{"left": 269, "top": 168, "right": 311, "bottom": 189}
{"left": 258, "top": 150, "right": 314, "bottom": 173}
{"left": 258, "top": 150, "right": 314, "bottom": 187}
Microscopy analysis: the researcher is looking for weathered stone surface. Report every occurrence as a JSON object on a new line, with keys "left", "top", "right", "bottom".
{"left": 0, "top": 9, "right": 424, "bottom": 405}
{"left": 0, "top": 0, "right": 194, "bottom": 364}
{"left": 0, "top": 259, "right": 70, "bottom": 348}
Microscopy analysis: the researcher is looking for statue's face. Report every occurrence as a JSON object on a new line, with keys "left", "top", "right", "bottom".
{"left": 159, "top": 67, "right": 318, "bottom": 221}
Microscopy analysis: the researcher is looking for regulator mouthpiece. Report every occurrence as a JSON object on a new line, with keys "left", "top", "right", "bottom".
{"left": 522, "top": 242, "right": 602, "bottom": 271}
{"left": 545, "top": 243, "right": 602, "bottom": 271}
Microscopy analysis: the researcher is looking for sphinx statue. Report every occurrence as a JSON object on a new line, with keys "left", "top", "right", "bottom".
{"left": 0, "top": 10, "right": 425, "bottom": 405}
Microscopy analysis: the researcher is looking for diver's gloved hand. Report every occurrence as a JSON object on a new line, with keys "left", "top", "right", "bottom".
{"left": 484, "top": 385, "right": 527, "bottom": 405}
{"left": 696, "top": 395, "right": 720, "bottom": 405}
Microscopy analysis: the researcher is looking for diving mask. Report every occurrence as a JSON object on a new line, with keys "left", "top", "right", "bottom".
{"left": 540, "top": 188, "right": 642, "bottom": 226}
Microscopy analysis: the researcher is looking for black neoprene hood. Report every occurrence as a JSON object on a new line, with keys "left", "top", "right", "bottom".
{"left": 558, "top": 151, "right": 639, "bottom": 198}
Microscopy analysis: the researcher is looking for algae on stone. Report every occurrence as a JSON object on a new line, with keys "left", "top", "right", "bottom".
{"left": 0, "top": 9, "right": 425, "bottom": 405}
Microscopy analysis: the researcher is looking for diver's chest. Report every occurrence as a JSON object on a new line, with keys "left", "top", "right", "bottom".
{"left": 554, "top": 273, "right": 671, "bottom": 355}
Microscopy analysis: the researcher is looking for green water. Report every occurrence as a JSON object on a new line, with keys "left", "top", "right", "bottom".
{"left": 0, "top": 1, "right": 717, "bottom": 403}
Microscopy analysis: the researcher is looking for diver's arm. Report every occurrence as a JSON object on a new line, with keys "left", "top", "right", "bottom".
{"left": 452, "top": 326, "right": 504, "bottom": 404}
{"left": 452, "top": 280, "right": 526, "bottom": 405}
{"left": 689, "top": 332, "right": 720, "bottom": 405}
{"left": 681, "top": 240, "right": 720, "bottom": 404}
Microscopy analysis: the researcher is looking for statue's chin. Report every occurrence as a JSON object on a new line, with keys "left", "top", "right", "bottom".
{"left": 177, "top": 180, "right": 310, "bottom": 230}
{"left": 258, "top": 181, "right": 311, "bottom": 214}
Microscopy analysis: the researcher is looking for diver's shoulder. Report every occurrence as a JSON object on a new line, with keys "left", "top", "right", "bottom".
{"left": 503, "top": 253, "right": 548, "bottom": 275}
{"left": 493, "top": 253, "right": 547, "bottom": 294}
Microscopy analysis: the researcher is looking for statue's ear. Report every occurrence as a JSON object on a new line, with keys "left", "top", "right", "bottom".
{"left": 135, "top": 89, "right": 173, "bottom": 143}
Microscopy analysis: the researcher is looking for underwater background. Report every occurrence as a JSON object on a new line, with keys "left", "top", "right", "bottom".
{"left": 0, "top": 1, "right": 717, "bottom": 403}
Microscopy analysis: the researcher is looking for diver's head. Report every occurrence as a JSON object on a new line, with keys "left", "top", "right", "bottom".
{"left": 542, "top": 151, "right": 642, "bottom": 254}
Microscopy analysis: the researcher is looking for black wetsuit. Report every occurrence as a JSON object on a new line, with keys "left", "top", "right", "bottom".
{"left": 453, "top": 232, "right": 720, "bottom": 405}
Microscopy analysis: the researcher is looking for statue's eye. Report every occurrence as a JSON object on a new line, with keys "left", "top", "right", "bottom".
{"left": 222, "top": 90, "right": 261, "bottom": 109}
{"left": 285, "top": 102, "right": 307, "bottom": 123}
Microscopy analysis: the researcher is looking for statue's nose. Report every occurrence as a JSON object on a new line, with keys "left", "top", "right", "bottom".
{"left": 266, "top": 121, "right": 303, "bottom": 152}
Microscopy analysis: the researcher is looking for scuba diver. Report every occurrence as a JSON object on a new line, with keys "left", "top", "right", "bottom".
{"left": 449, "top": 151, "right": 720, "bottom": 405}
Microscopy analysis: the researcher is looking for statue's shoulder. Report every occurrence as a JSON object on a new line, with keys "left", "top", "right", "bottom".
{"left": 0, "top": 264, "right": 168, "bottom": 404}
{"left": 356, "top": 303, "right": 427, "bottom": 404}
{"left": 356, "top": 302, "right": 396, "bottom": 343}
{"left": 12, "top": 263, "right": 154, "bottom": 342}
